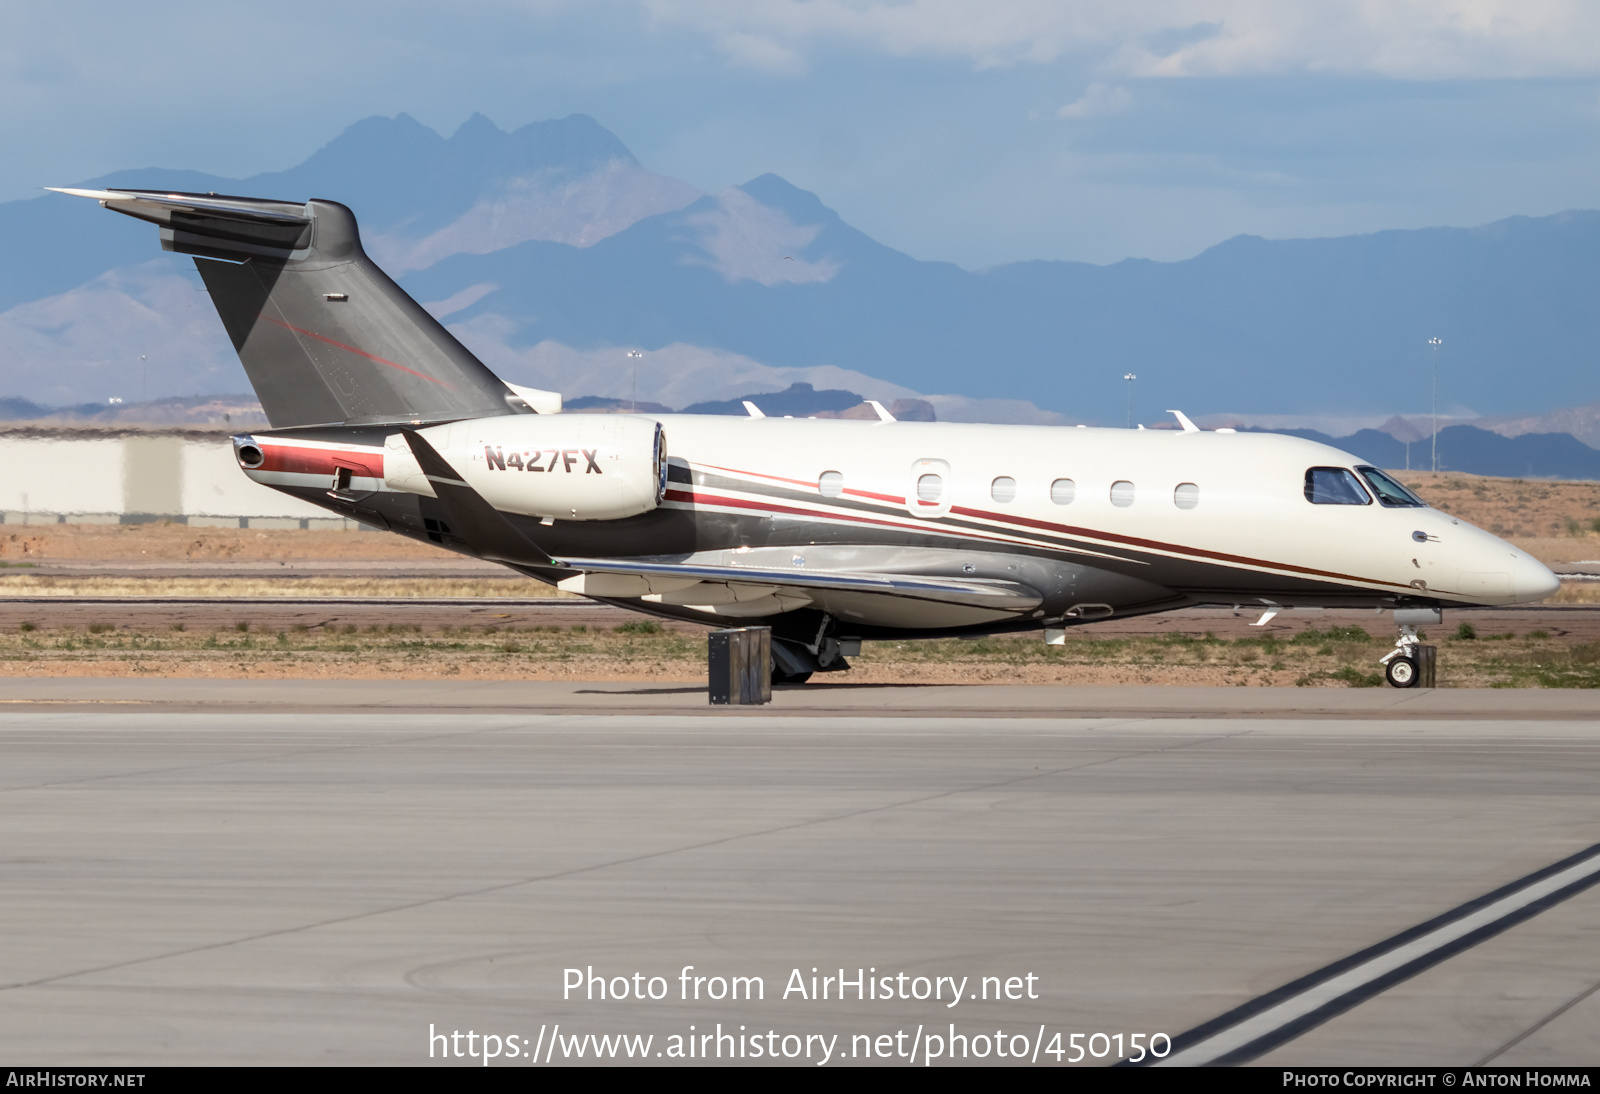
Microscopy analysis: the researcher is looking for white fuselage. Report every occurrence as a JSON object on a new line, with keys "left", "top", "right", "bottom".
{"left": 632, "top": 415, "right": 1556, "bottom": 609}
{"left": 238, "top": 414, "right": 1560, "bottom": 635}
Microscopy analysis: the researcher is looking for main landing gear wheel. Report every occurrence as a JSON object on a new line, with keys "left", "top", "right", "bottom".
{"left": 1385, "top": 657, "right": 1419, "bottom": 688}
{"left": 772, "top": 668, "right": 813, "bottom": 686}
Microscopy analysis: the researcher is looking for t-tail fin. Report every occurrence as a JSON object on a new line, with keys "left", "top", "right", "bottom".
{"left": 51, "top": 188, "right": 524, "bottom": 429}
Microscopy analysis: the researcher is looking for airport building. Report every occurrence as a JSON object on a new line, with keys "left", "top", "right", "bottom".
{"left": 0, "top": 427, "right": 364, "bottom": 529}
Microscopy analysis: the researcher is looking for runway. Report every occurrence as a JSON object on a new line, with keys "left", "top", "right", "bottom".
{"left": 2, "top": 683, "right": 1598, "bottom": 1066}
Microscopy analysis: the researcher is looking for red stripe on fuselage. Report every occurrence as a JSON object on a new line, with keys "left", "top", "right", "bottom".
{"left": 696, "top": 461, "right": 905, "bottom": 505}
{"left": 679, "top": 468, "right": 1414, "bottom": 593}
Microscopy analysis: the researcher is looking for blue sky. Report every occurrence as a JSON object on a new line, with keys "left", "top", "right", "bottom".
{"left": 7, "top": 1, "right": 1600, "bottom": 268}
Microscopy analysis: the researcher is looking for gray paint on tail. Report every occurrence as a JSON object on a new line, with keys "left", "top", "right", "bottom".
{"left": 192, "top": 200, "right": 520, "bottom": 428}
{"left": 93, "top": 190, "right": 522, "bottom": 429}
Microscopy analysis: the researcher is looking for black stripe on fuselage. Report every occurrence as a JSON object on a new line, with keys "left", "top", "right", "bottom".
{"left": 681, "top": 466, "right": 1413, "bottom": 598}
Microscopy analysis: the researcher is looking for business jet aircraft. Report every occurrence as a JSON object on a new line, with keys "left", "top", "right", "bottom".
{"left": 55, "top": 188, "right": 1560, "bottom": 687}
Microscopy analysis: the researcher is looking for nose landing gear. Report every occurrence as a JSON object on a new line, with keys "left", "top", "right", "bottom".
{"left": 1380, "top": 608, "right": 1440, "bottom": 688}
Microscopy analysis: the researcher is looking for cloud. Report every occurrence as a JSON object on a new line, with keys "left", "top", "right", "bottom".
{"left": 1058, "top": 83, "right": 1133, "bottom": 119}
{"left": 642, "top": 1, "right": 1600, "bottom": 80}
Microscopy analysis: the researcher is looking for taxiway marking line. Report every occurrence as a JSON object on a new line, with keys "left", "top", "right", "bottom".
{"left": 1476, "top": 973, "right": 1600, "bottom": 1065}
{"left": 1149, "top": 842, "right": 1600, "bottom": 1067}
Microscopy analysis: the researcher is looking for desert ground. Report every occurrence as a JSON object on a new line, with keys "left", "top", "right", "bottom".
{"left": 0, "top": 470, "right": 1596, "bottom": 686}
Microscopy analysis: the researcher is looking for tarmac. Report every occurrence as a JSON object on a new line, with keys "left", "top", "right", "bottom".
{"left": 1, "top": 679, "right": 1598, "bottom": 1067}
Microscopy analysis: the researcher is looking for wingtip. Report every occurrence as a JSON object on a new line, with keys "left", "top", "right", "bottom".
{"left": 46, "top": 187, "right": 125, "bottom": 201}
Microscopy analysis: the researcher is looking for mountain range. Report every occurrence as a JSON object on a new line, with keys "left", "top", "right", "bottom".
{"left": 4, "top": 112, "right": 1600, "bottom": 435}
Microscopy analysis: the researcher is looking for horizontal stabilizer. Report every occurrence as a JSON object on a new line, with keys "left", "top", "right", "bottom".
{"left": 50, "top": 188, "right": 313, "bottom": 260}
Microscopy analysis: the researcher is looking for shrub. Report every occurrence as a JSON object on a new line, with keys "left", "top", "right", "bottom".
{"left": 1329, "top": 666, "right": 1384, "bottom": 688}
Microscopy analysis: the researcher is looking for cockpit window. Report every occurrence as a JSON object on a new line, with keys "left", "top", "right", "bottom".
{"left": 1305, "top": 467, "right": 1371, "bottom": 505}
{"left": 1356, "top": 466, "right": 1425, "bottom": 508}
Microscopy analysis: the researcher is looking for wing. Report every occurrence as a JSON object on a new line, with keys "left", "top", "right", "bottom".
{"left": 554, "top": 558, "right": 1043, "bottom": 621}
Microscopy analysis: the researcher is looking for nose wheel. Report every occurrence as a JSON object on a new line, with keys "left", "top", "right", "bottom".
{"left": 1379, "top": 611, "right": 1438, "bottom": 688}
{"left": 1384, "top": 655, "right": 1419, "bottom": 688}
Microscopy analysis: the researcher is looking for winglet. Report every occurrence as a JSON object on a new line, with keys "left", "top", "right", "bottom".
{"left": 742, "top": 401, "right": 765, "bottom": 418}
{"left": 867, "top": 400, "right": 896, "bottom": 422}
{"left": 1167, "top": 410, "right": 1200, "bottom": 433}
{"left": 1251, "top": 609, "right": 1279, "bottom": 627}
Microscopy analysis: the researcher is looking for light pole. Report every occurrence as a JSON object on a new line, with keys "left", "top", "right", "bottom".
{"left": 627, "top": 349, "right": 643, "bottom": 412}
{"left": 1427, "top": 337, "right": 1442, "bottom": 472}
{"left": 1123, "top": 373, "right": 1137, "bottom": 429}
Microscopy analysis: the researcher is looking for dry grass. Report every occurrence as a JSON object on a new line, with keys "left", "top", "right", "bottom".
{"left": 0, "top": 619, "right": 700, "bottom": 681}
{"left": 0, "top": 523, "right": 452, "bottom": 562}
{"left": 0, "top": 620, "right": 1594, "bottom": 688}
{"left": 0, "top": 575, "right": 558, "bottom": 599}
{"left": 845, "top": 626, "right": 1600, "bottom": 688}
{"left": 1549, "top": 582, "right": 1600, "bottom": 603}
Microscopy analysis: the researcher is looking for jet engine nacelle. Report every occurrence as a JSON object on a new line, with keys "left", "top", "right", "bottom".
{"left": 384, "top": 414, "right": 667, "bottom": 521}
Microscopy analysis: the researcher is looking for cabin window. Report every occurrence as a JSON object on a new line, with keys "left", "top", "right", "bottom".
{"left": 1305, "top": 467, "right": 1371, "bottom": 505}
{"left": 1110, "top": 480, "right": 1135, "bottom": 507}
{"left": 990, "top": 476, "right": 1016, "bottom": 503}
{"left": 818, "top": 471, "right": 843, "bottom": 498}
{"left": 1174, "top": 483, "right": 1199, "bottom": 509}
{"left": 916, "top": 474, "right": 944, "bottom": 503}
{"left": 1049, "top": 478, "right": 1076, "bottom": 505}
{"left": 1356, "top": 466, "right": 1424, "bottom": 508}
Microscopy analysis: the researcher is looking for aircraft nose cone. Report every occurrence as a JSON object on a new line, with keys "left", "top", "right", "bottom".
{"left": 1515, "top": 554, "right": 1561, "bottom": 603}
